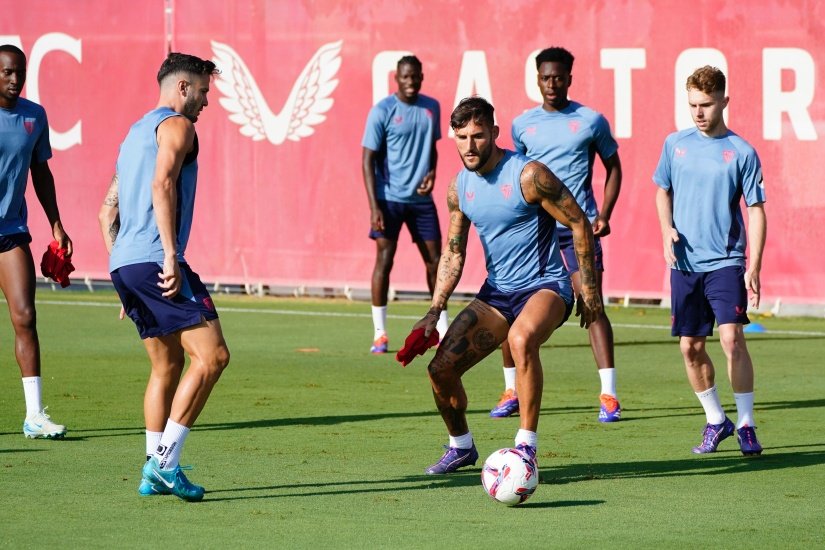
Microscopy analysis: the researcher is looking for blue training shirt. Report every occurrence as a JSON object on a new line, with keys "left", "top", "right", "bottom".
{"left": 653, "top": 128, "right": 766, "bottom": 272}
{"left": 0, "top": 98, "right": 52, "bottom": 235}
{"left": 361, "top": 93, "right": 440, "bottom": 204}
{"left": 457, "top": 150, "right": 570, "bottom": 296}
{"left": 110, "top": 108, "right": 199, "bottom": 271}
{"left": 511, "top": 101, "right": 618, "bottom": 228}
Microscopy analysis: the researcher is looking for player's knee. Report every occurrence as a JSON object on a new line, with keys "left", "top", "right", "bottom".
{"left": 507, "top": 331, "right": 535, "bottom": 360}
{"left": 375, "top": 245, "right": 396, "bottom": 267}
{"left": 679, "top": 339, "right": 703, "bottom": 361}
{"left": 10, "top": 305, "right": 37, "bottom": 332}
{"left": 214, "top": 345, "right": 230, "bottom": 372}
{"left": 427, "top": 357, "right": 456, "bottom": 389}
{"left": 718, "top": 332, "right": 745, "bottom": 359}
{"left": 197, "top": 345, "right": 230, "bottom": 379}
{"left": 594, "top": 310, "right": 611, "bottom": 326}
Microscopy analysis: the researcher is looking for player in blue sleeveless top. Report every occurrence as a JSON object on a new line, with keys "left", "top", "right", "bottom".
{"left": 98, "top": 53, "right": 230, "bottom": 501}
{"left": 407, "top": 97, "right": 603, "bottom": 474}
{"left": 0, "top": 45, "right": 72, "bottom": 439}
{"left": 654, "top": 66, "right": 766, "bottom": 456}
{"left": 494, "top": 47, "right": 624, "bottom": 422}
{"left": 361, "top": 55, "right": 448, "bottom": 354}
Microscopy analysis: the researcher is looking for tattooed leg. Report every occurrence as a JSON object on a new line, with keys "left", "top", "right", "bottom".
{"left": 426, "top": 300, "right": 509, "bottom": 435}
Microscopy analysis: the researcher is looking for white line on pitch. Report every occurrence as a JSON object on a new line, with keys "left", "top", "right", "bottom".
{"left": 22, "top": 299, "right": 825, "bottom": 337}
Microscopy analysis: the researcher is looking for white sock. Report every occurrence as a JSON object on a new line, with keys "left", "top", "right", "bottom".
{"left": 734, "top": 392, "right": 755, "bottom": 429}
{"left": 515, "top": 429, "right": 537, "bottom": 449}
{"left": 146, "top": 430, "right": 163, "bottom": 461}
{"left": 436, "top": 310, "right": 449, "bottom": 340}
{"left": 372, "top": 306, "right": 387, "bottom": 338}
{"left": 154, "top": 419, "right": 190, "bottom": 470}
{"left": 22, "top": 376, "right": 42, "bottom": 417}
{"left": 695, "top": 386, "right": 726, "bottom": 425}
{"left": 599, "top": 368, "right": 617, "bottom": 397}
{"left": 503, "top": 367, "right": 517, "bottom": 392}
{"left": 449, "top": 432, "right": 473, "bottom": 449}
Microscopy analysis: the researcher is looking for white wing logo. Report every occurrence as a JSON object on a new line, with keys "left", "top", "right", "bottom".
{"left": 211, "top": 40, "right": 343, "bottom": 145}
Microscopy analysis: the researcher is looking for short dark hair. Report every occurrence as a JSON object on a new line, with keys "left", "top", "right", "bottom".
{"left": 686, "top": 66, "right": 726, "bottom": 94}
{"left": 0, "top": 44, "right": 26, "bottom": 61}
{"left": 450, "top": 96, "right": 495, "bottom": 130}
{"left": 397, "top": 55, "right": 422, "bottom": 72}
{"left": 157, "top": 52, "right": 219, "bottom": 85}
{"left": 535, "top": 47, "right": 574, "bottom": 72}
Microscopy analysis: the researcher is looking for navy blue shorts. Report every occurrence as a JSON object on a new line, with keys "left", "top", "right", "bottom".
{"left": 556, "top": 227, "right": 603, "bottom": 273}
{"left": 476, "top": 280, "right": 574, "bottom": 327}
{"left": 0, "top": 232, "right": 32, "bottom": 253}
{"left": 111, "top": 262, "right": 218, "bottom": 339}
{"left": 670, "top": 265, "right": 750, "bottom": 337}
{"left": 369, "top": 200, "right": 442, "bottom": 242}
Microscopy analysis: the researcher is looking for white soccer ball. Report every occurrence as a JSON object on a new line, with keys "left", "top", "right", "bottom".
{"left": 481, "top": 448, "right": 539, "bottom": 506}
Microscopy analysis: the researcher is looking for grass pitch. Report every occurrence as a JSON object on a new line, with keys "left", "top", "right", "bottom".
{"left": 1, "top": 292, "right": 824, "bottom": 548}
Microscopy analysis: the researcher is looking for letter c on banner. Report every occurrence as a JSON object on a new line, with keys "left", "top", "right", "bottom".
{"left": 28, "top": 33, "right": 83, "bottom": 151}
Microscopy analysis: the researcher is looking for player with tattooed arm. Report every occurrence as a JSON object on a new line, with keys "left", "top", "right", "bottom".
{"left": 407, "top": 96, "right": 602, "bottom": 474}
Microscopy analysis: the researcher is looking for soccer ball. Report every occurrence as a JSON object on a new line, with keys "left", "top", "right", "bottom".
{"left": 481, "top": 448, "right": 539, "bottom": 506}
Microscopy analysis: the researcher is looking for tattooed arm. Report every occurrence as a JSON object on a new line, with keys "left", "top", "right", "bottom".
{"left": 521, "top": 160, "right": 603, "bottom": 327}
{"left": 414, "top": 176, "right": 472, "bottom": 338}
{"left": 98, "top": 174, "right": 120, "bottom": 255}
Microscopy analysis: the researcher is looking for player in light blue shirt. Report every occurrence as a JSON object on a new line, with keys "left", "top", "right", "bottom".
{"left": 494, "top": 47, "right": 623, "bottom": 423}
{"left": 654, "top": 66, "right": 767, "bottom": 456}
{"left": 0, "top": 45, "right": 72, "bottom": 439}
{"left": 98, "top": 53, "right": 230, "bottom": 501}
{"left": 405, "top": 97, "right": 602, "bottom": 474}
{"left": 361, "top": 55, "right": 448, "bottom": 353}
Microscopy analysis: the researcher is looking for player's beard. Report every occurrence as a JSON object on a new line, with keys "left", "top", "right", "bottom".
{"left": 462, "top": 142, "right": 493, "bottom": 172}
{"left": 182, "top": 95, "right": 202, "bottom": 122}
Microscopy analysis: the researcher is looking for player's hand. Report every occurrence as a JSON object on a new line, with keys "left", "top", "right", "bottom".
{"left": 417, "top": 172, "right": 435, "bottom": 196}
{"left": 119, "top": 306, "right": 126, "bottom": 320}
{"left": 662, "top": 227, "right": 679, "bottom": 267}
{"left": 157, "top": 255, "right": 181, "bottom": 298}
{"left": 53, "top": 222, "right": 73, "bottom": 258}
{"left": 745, "top": 268, "right": 761, "bottom": 309}
{"left": 370, "top": 208, "right": 384, "bottom": 232}
{"left": 592, "top": 215, "right": 611, "bottom": 237}
{"left": 575, "top": 287, "right": 603, "bottom": 329}
{"left": 412, "top": 307, "right": 441, "bottom": 339}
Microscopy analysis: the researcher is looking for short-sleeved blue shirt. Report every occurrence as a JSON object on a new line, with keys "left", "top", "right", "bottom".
{"left": 653, "top": 128, "right": 766, "bottom": 272}
{"left": 362, "top": 93, "right": 440, "bottom": 204}
{"left": 511, "top": 102, "right": 617, "bottom": 227}
{"left": 0, "top": 98, "right": 52, "bottom": 235}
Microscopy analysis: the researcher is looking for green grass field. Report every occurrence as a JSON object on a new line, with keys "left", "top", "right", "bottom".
{"left": 1, "top": 291, "right": 824, "bottom": 548}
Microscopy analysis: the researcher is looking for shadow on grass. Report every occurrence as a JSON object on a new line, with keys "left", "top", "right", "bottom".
{"left": 620, "top": 397, "right": 825, "bottom": 422}
{"left": 520, "top": 499, "right": 605, "bottom": 509}
{"left": 202, "top": 470, "right": 601, "bottom": 508}
{"left": 198, "top": 445, "right": 825, "bottom": 502}
{"left": 203, "top": 470, "right": 482, "bottom": 502}
{"left": 0, "top": 448, "right": 47, "bottom": 453}
{"left": 51, "top": 397, "right": 825, "bottom": 438}
{"left": 543, "top": 447, "right": 825, "bottom": 485}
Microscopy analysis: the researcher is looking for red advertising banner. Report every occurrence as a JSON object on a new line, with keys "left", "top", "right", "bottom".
{"left": 5, "top": 0, "right": 825, "bottom": 306}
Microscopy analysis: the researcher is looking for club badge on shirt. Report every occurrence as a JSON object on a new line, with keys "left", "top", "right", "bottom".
{"left": 500, "top": 184, "right": 513, "bottom": 200}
